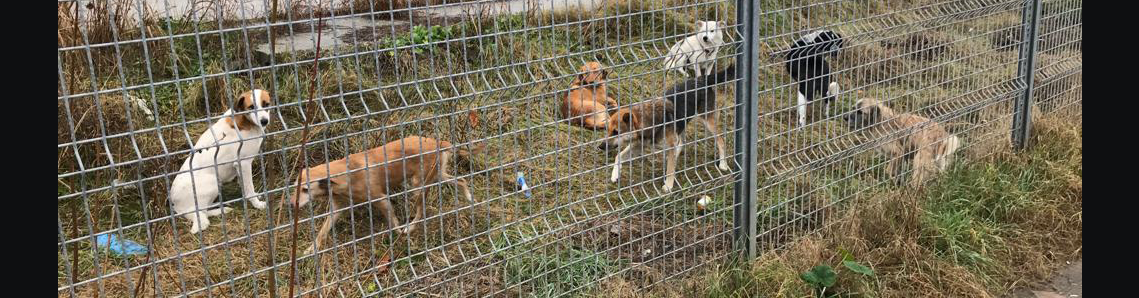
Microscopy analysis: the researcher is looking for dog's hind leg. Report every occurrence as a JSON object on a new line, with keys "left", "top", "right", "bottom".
{"left": 700, "top": 112, "right": 731, "bottom": 171}
{"left": 936, "top": 135, "right": 961, "bottom": 171}
{"left": 661, "top": 134, "right": 683, "bottom": 192}
{"left": 825, "top": 82, "right": 841, "bottom": 119}
{"left": 796, "top": 91, "right": 808, "bottom": 127}
{"left": 911, "top": 148, "right": 937, "bottom": 188}
{"left": 185, "top": 183, "right": 222, "bottom": 234}
{"left": 885, "top": 157, "right": 905, "bottom": 186}
{"left": 439, "top": 151, "right": 474, "bottom": 203}
{"left": 204, "top": 207, "right": 234, "bottom": 216}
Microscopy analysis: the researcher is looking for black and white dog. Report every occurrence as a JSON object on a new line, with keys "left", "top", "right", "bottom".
{"left": 785, "top": 29, "right": 844, "bottom": 127}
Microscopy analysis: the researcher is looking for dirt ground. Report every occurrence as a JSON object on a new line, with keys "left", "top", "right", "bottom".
{"left": 1012, "top": 260, "right": 1082, "bottom": 298}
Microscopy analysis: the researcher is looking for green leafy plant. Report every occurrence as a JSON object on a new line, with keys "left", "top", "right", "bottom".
{"left": 799, "top": 253, "right": 875, "bottom": 298}
{"left": 842, "top": 260, "right": 875, "bottom": 276}
{"left": 384, "top": 25, "right": 454, "bottom": 56}
{"left": 800, "top": 265, "right": 838, "bottom": 295}
{"left": 494, "top": 15, "right": 524, "bottom": 29}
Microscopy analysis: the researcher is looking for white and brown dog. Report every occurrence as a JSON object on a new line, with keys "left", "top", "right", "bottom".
{"left": 843, "top": 98, "right": 961, "bottom": 187}
{"left": 289, "top": 136, "right": 483, "bottom": 255}
{"left": 169, "top": 89, "right": 273, "bottom": 234}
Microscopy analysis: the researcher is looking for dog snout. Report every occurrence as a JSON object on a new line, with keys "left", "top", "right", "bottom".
{"left": 597, "top": 142, "right": 609, "bottom": 151}
{"left": 260, "top": 118, "right": 270, "bottom": 126}
{"left": 702, "top": 36, "right": 709, "bottom": 43}
{"left": 291, "top": 193, "right": 309, "bottom": 208}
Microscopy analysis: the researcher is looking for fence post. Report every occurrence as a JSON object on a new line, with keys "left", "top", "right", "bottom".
{"left": 733, "top": 0, "right": 758, "bottom": 261}
{"left": 1014, "top": 0, "right": 1043, "bottom": 149}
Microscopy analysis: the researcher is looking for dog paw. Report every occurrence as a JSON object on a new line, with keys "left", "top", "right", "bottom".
{"left": 250, "top": 199, "right": 267, "bottom": 210}
{"left": 661, "top": 182, "right": 675, "bottom": 193}
{"left": 717, "top": 162, "right": 731, "bottom": 172}
{"left": 220, "top": 207, "right": 234, "bottom": 215}
{"left": 189, "top": 222, "right": 207, "bottom": 234}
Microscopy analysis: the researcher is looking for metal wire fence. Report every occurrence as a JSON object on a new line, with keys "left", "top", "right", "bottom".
{"left": 57, "top": 0, "right": 1081, "bottom": 296}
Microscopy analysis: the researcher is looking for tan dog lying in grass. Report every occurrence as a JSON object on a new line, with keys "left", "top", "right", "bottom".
{"left": 561, "top": 62, "right": 618, "bottom": 130}
{"left": 289, "top": 136, "right": 483, "bottom": 255}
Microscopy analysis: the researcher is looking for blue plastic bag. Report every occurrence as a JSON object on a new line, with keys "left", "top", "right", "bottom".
{"left": 95, "top": 233, "right": 148, "bottom": 256}
{"left": 517, "top": 172, "right": 532, "bottom": 198}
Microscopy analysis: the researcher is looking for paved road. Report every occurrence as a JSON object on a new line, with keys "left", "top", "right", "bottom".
{"left": 1012, "top": 260, "right": 1082, "bottom": 298}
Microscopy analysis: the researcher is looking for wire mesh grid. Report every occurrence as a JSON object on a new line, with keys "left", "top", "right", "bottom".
{"left": 745, "top": 0, "right": 1081, "bottom": 255}
{"left": 57, "top": 0, "right": 1080, "bottom": 297}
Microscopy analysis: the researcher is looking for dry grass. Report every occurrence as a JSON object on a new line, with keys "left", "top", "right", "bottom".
{"left": 58, "top": 0, "right": 1080, "bottom": 296}
{"left": 594, "top": 110, "right": 1082, "bottom": 297}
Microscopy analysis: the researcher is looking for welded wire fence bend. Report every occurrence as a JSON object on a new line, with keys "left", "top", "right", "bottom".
{"left": 58, "top": 0, "right": 1081, "bottom": 296}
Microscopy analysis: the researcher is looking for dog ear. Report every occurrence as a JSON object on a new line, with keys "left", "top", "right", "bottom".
{"left": 316, "top": 178, "right": 342, "bottom": 190}
{"left": 619, "top": 110, "right": 637, "bottom": 127}
{"left": 230, "top": 94, "right": 247, "bottom": 111}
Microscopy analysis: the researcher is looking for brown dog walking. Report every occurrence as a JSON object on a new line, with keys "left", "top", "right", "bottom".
{"left": 289, "top": 136, "right": 483, "bottom": 255}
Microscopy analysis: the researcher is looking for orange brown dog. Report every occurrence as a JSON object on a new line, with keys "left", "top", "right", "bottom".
{"left": 561, "top": 62, "right": 618, "bottom": 130}
{"left": 289, "top": 136, "right": 483, "bottom": 254}
{"left": 843, "top": 98, "right": 961, "bottom": 187}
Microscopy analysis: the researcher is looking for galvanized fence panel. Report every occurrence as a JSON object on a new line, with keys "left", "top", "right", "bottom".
{"left": 57, "top": 0, "right": 1081, "bottom": 296}
{"left": 746, "top": 0, "right": 1081, "bottom": 255}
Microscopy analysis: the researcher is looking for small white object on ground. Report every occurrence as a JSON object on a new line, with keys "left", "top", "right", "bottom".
{"left": 696, "top": 195, "right": 711, "bottom": 210}
{"left": 125, "top": 94, "right": 156, "bottom": 121}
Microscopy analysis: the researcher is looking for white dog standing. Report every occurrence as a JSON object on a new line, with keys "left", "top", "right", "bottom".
{"left": 663, "top": 21, "right": 725, "bottom": 77}
{"left": 169, "top": 89, "right": 273, "bottom": 234}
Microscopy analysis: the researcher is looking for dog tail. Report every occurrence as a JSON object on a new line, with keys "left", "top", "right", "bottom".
{"left": 937, "top": 134, "right": 961, "bottom": 171}
{"left": 702, "top": 63, "right": 738, "bottom": 86}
